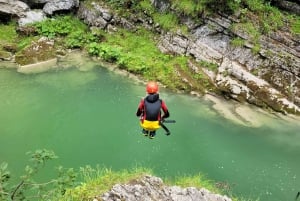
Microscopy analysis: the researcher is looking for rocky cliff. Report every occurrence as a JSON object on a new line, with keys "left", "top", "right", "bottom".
{"left": 0, "top": 0, "right": 299, "bottom": 115}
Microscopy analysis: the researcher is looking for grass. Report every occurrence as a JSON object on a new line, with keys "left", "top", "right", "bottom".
{"left": 233, "top": 22, "right": 261, "bottom": 41}
{"left": 289, "top": 15, "right": 300, "bottom": 35}
{"left": 152, "top": 12, "right": 179, "bottom": 31}
{"left": 165, "top": 173, "right": 218, "bottom": 192}
{"left": 243, "top": 0, "right": 265, "bottom": 13}
{"left": 0, "top": 21, "right": 18, "bottom": 50}
{"left": 61, "top": 166, "right": 153, "bottom": 200}
{"left": 231, "top": 37, "right": 246, "bottom": 47}
{"left": 172, "top": 0, "right": 205, "bottom": 17}
{"left": 198, "top": 60, "right": 218, "bottom": 72}
{"left": 138, "top": 0, "right": 155, "bottom": 14}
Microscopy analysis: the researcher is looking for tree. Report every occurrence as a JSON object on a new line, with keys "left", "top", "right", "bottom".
{"left": 0, "top": 149, "right": 77, "bottom": 200}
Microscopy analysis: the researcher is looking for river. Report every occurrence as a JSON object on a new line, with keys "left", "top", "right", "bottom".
{"left": 0, "top": 55, "right": 299, "bottom": 201}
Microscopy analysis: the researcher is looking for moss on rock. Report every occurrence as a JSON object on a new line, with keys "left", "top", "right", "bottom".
{"left": 0, "top": 49, "right": 12, "bottom": 60}
{"left": 15, "top": 37, "right": 56, "bottom": 66}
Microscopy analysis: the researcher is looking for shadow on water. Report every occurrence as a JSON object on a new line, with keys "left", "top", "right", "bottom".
{"left": 0, "top": 57, "right": 300, "bottom": 201}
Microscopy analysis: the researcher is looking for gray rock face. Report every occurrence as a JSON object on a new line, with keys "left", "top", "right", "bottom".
{"left": 99, "top": 175, "right": 232, "bottom": 201}
{"left": 77, "top": 2, "right": 135, "bottom": 31}
{"left": 77, "top": 2, "right": 112, "bottom": 29}
{"left": 272, "top": 0, "right": 300, "bottom": 15}
{"left": 157, "top": 16, "right": 300, "bottom": 114}
{"left": 0, "top": 0, "right": 29, "bottom": 17}
{"left": 151, "top": 0, "right": 170, "bottom": 12}
{"left": 0, "top": 0, "right": 79, "bottom": 22}
{"left": 18, "top": 10, "right": 46, "bottom": 26}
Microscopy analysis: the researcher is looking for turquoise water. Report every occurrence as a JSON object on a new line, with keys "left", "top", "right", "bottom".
{"left": 0, "top": 61, "right": 300, "bottom": 201}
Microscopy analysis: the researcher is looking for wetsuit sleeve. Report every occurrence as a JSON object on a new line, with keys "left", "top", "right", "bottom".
{"left": 136, "top": 99, "right": 144, "bottom": 117}
{"left": 161, "top": 100, "right": 170, "bottom": 119}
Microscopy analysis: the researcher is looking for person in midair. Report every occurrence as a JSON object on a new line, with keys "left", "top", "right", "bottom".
{"left": 136, "top": 81, "right": 170, "bottom": 139}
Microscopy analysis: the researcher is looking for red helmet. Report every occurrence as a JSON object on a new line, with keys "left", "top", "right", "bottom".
{"left": 146, "top": 81, "right": 158, "bottom": 94}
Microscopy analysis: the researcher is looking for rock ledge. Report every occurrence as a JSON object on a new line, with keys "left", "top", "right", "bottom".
{"left": 95, "top": 175, "right": 231, "bottom": 201}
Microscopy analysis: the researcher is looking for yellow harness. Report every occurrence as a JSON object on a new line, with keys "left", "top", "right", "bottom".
{"left": 140, "top": 120, "right": 161, "bottom": 131}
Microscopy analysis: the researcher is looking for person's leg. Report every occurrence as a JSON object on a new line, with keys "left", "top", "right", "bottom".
{"left": 149, "top": 130, "right": 156, "bottom": 139}
{"left": 142, "top": 129, "right": 149, "bottom": 136}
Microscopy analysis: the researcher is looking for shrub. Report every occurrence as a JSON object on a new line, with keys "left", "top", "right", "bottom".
{"left": 34, "top": 15, "right": 87, "bottom": 38}
{"left": 0, "top": 149, "right": 77, "bottom": 200}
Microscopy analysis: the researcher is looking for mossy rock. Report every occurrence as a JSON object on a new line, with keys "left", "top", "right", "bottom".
{"left": 0, "top": 50, "right": 12, "bottom": 61}
{"left": 2, "top": 43, "right": 18, "bottom": 53}
{"left": 15, "top": 38, "right": 56, "bottom": 66}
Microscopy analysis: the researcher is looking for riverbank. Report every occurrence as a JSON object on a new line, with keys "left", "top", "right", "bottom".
{"left": 63, "top": 51, "right": 300, "bottom": 127}
{"left": 3, "top": 49, "right": 299, "bottom": 127}
{"left": 1, "top": 0, "right": 300, "bottom": 115}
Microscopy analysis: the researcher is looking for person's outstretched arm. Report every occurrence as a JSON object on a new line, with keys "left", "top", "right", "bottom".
{"left": 161, "top": 100, "right": 169, "bottom": 119}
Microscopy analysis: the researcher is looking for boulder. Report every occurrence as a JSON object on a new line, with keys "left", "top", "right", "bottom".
{"left": 99, "top": 175, "right": 232, "bottom": 201}
{"left": 77, "top": 1, "right": 135, "bottom": 31}
{"left": 0, "top": 0, "right": 29, "bottom": 18}
{"left": 18, "top": 10, "right": 46, "bottom": 26}
{"left": 272, "top": 0, "right": 300, "bottom": 15}
{"left": 17, "top": 58, "right": 57, "bottom": 74}
{"left": 15, "top": 37, "right": 56, "bottom": 66}
{"left": 77, "top": 2, "right": 111, "bottom": 29}
{"left": 43, "top": 0, "right": 79, "bottom": 15}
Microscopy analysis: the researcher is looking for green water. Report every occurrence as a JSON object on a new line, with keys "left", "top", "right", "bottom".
{"left": 0, "top": 61, "right": 300, "bottom": 201}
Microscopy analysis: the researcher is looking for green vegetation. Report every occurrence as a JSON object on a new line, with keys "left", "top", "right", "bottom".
{"left": 32, "top": 15, "right": 100, "bottom": 50}
{"left": 0, "top": 149, "right": 77, "bottom": 200}
{"left": 251, "top": 43, "right": 261, "bottom": 54}
{"left": 1, "top": 150, "right": 237, "bottom": 201}
{"left": 0, "top": 21, "right": 18, "bottom": 56}
{"left": 171, "top": 0, "right": 206, "bottom": 17}
{"left": 152, "top": 12, "right": 180, "bottom": 31}
{"left": 86, "top": 28, "right": 189, "bottom": 89}
{"left": 198, "top": 60, "right": 218, "bottom": 72}
{"left": 166, "top": 173, "right": 218, "bottom": 192}
{"left": 231, "top": 22, "right": 261, "bottom": 43}
{"left": 0, "top": 21, "right": 17, "bottom": 44}
{"left": 34, "top": 16, "right": 87, "bottom": 38}
{"left": 289, "top": 15, "right": 300, "bottom": 35}
{"left": 61, "top": 166, "right": 153, "bottom": 200}
{"left": 230, "top": 37, "right": 246, "bottom": 47}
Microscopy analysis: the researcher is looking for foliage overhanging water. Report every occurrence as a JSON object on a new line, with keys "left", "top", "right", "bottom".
{"left": 0, "top": 58, "right": 299, "bottom": 201}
